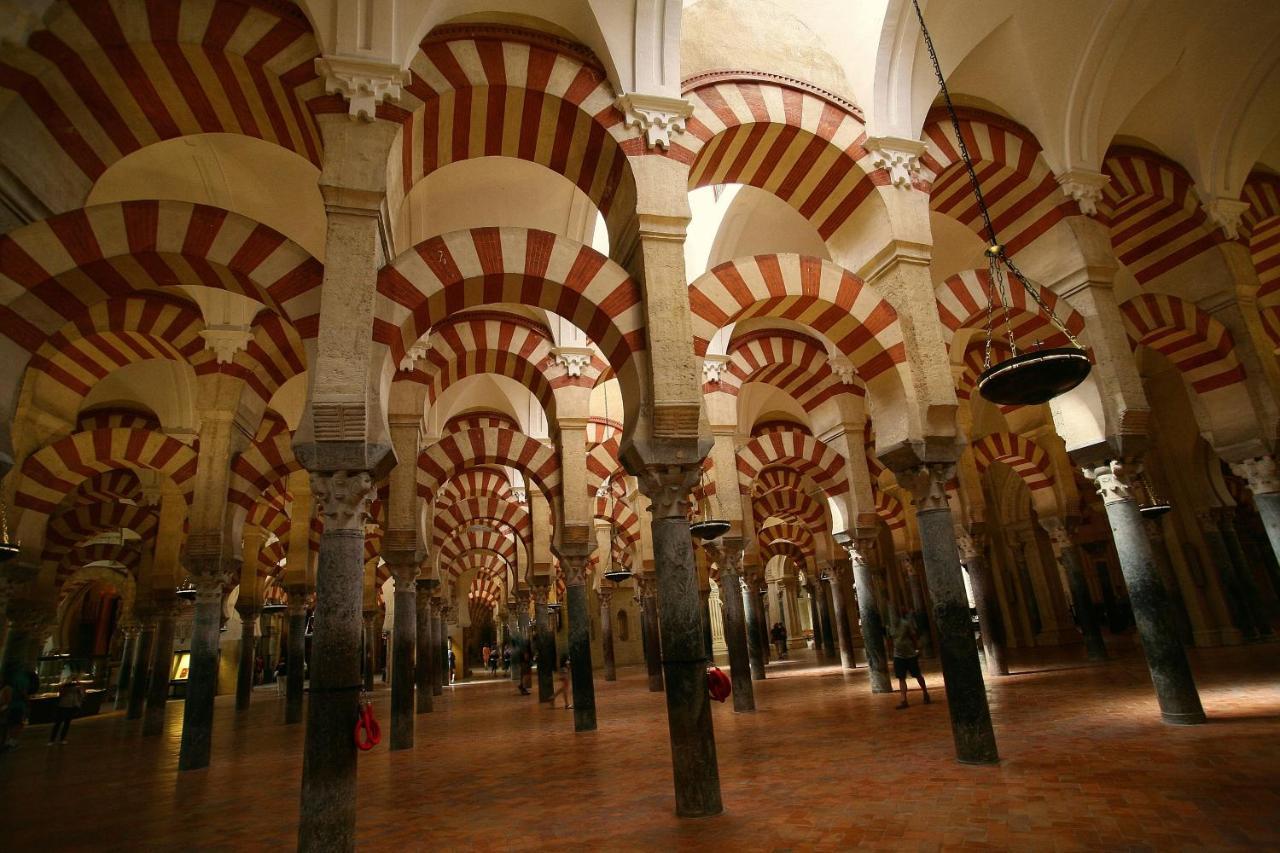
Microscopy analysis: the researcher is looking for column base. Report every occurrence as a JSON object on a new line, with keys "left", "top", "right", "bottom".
{"left": 1162, "top": 709, "right": 1207, "bottom": 726}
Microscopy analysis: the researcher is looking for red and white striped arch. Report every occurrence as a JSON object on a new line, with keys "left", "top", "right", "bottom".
{"left": 468, "top": 577, "right": 503, "bottom": 616}
{"left": 920, "top": 108, "right": 1078, "bottom": 255}
{"left": 0, "top": 200, "right": 323, "bottom": 358}
{"left": 432, "top": 495, "right": 531, "bottom": 553}
{"left": 443, "top": 411, "right": 521, "bottom": 433}
{"left": 1241, "top": 173, "right": 1280, "bottom": 349}
{"left": 873, "top": 488, "right": 906, "bottom": 531}
{"left": 1120, "top": 293, "right": 1245, "bottom": 394}
{"left": 679, "top": 73, "right": 887, "bottom": 240}
{"left": 46, "top": 502, "right": 158, "bottom": 555}
{"left": 935, "top": 268, "right": 1086, "bottom": 352}
{"left": 227, "top": 416, "right": 298, "bottom": 513}
{"left": 15, "top": 428, "right": 198, "bottom": 514}
{"left": 752, "top": 486, "right": 828, "bottom": 535}
{"left": 593, "top": 493, "right": 641, "bottom": 551}
{"left": 75, "top": 407, "right": 159, "bottom": 433}
{"left": 63, "top": 469, "right": 143, "bottom": 506}
{"left": 439, "top": 526, "right": 517, "bottom": 567}
{"left": 387, "top": 25, "right": 639, "bottom": 232}
{"left": 0, "top": 0, "right": 323, "bottom": 200}
{"left": 212, "top": 312, "right": 307, "bottom": 405}
{"left": 711, "top": 328, "right": 859, "bottom": 410}
{"left": 758, "top": 520, "right": 816, "bottom": 554}
{"left": 586, "top": 435, "right": 623, "bottom": 494}
{"left": 452, "top": 552, "right": 506, "bottom": 583}
{"left": 971, "top": 432, "right": 1054, "bottom": 493}
{"left": 374, "top": 227, "right": 645, "bottom": 382}
{"left": 58, "top": 540, "right": 142, "bottom": 588}
{"left": 761, "top": 538, "right": 810, "bottom": 566}
{"left": 736, "top": 428, "right": 849, "bottom": 498}
{"left": 418, "top": 427, "right": 561, "bottom": 503}
{"left": 688, "top": 255, "right": 903, "bottom": 382}
{"left": 1101, "top": 147, "right": 1226, "bottom": 285}
{"left": 437, "top": 469, "right": 513, "bottom": 508}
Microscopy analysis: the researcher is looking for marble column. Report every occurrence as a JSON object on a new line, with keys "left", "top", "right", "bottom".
{"left": 705, "top": 537, "right": 754, "bottom": 712}
{"left": 178, "top": 564, "right": 230, "bottom": 771}
{"left": 1218, "top": 508, "right": 1272, "bottom": 638}
{"left": 637, "top": 574, "right": 664, "bottom": 692}
{"left": 562, "top": 556, "right": 596, "bottom": 732}
{"left": 386, "top": 560, "right": 417, "bottom": 750}
{"left": 599, "top": 586, "right": 617, "bottom": 682}
{"left": 699, "top": 586, "right": 714, "bottom": 662}
{"left": 362, "top": 610, "right": 377, "bottom": 691}
{"left": 143, "top": 602, "right": 178, "bottom": 736}
{"left": 259, "top": 620, "right": 277, "bottom": 684}
{"left": 1084, "top": 461, "right": 1205, "bottom": 724}
{"left": 298, "top": 469, "right": 378, "bottom": 851}
{"left": 742, "top": 569, "right": 767, "bottom": 680}
{"left": 816, "top": 577, "right": 836, "bottom": 657}
{"left": 436, "top": 601, "right": 449, "bottom": 692}
{"left": 902, "top": 555, "right": 936, "bottom": 657}
{"left": 756, "top": 586, "right": 772, "bottom": 664}
{"left": 898, "top": 462, "right": 999, "bottom": 764}
{"left": 1041, "top": 519, "right": 1107, "bottom": 661}
{"left": 780, "top": 577, "right": 804, "bottom": 648}
{"left": 533, "top": 580, "right": 556, "bottom": 701}
{"left": 639, "top": 464, "right": 723, "bottom": 817}
{"left": 847, "top": 539, "right": 892, "bottom": 692}
{"left": 955, "top": 531, "right": 1009, "bottom": 676}
{"left": 827, "top": 562, "right": 858, "bottom": 670}
{"left": 805, "top": 581, "right": 822, "bottom": 650}
{"left": 1144, "top": 519, "right": 1195, "bottom": 645}
{"left": 126, "top": 617, "right": 155, "bottom": 720}
{"left": 114, "top": 623, "right": 139, "bottom": 711}
{"left": 1231, "top": 455, "right": 1280, "bottom": 605}
{"left": 414, "top": 579, "right": 433, "bottom": 713}
{"left": 235, "top": 606, "right": 260, "bottom": 712}
{"left": 1197, "top": 509, "right": 1253, "bottom": 640}
{"left": 285, "top": 591, "right": 307, "bottom": 725}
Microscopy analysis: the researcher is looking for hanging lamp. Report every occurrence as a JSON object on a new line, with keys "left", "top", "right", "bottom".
{"left": 912, "top": 0, "right": 1091, "bottom": 406}
{"left": 601, "top": 477, "right": 634, "bottom": 582}
{"left": 689, "top": 463, "right": 730, "bottom": 541}
{"left": 1137, "top": 473, "right": 1172, "bottom": 519}
{"left": 0, "top": 499, "right": 19, "bottom": 563}
{"left": 175, "top": 580, "right": 198, "bottom": 601}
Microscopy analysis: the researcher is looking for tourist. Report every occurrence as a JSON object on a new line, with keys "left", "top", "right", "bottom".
{"left": 48, "top": 672, "right": 84, "bottom": 745}
{"left": 481, "top": 643, "right": 491, "bottom": 672}
{"left": 549, "top": 657, "right": 572, "bottom": 709}
{"left": 447, "top": 645, "right": 456, "bottom": 685}
{"left": 502, "top": 644, "right": 511, "bottom": 673}
{"left": 518, "top": 642, "right": 533, "bottom": 695}
{"left": 275, "top": 658, "right": 287, "bottom": 695}
{"left": 488, "top": 646, "right": 499, "bottom": 676}
{"left": 890, "top": 607, "right": 930, "bottom": 709}
{"left": 771, "top": 622, "right": 789, "bottom": 659}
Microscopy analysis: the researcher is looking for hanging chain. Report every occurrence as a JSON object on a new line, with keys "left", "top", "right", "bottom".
{"left": 910, "top": 0, "right": 1083, "bottom": 353}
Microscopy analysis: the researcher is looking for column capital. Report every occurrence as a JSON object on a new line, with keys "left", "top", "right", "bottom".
{"left": 310, "top": 470, "right": 376, "bottom": 532}
{"left": 561, "top": 554, "right": 591, "bottom": 588}
{"left": 1055, "top": 168, "right": 1110, "bottom": 216}
{"left": 896, "top": 462, "right": 955, "bottom": 513}
{"left": 530, "top": 580, "right": 550, "bottom": 606}
{"left": 383, "top": 553, "right": 420, "bottom": 589}
{"left": 1200, "top": 196, "right": 1251, "bottom": 240}
{"left": 597, "top": 586, "right": 614, "bottom": 603}
{"left": 634, "top": 573, "right": 658, "bottom": 601}
{"left": 636, "top": 463, "right": 701, "bottom": 519}
{"left": 314, "top": 56, "right": 407, "bottom": 121}
{"left": 954, "top": 528, "right": 982, "bottom": 562}
{"left": 1231, "top": 455, "right": 1280, "bottom": 496}
{"left": 1082, "top": 459, "right": 1139, "bottom": 505}
{"left": 896, "top": 552, "right": 916, "bottom": 577}
{"left": 1038, "top": 516, "right": 1077, "bottom": 557}
{"left": 614, "top": 92, "right": 694, "bottom": 150}
{"left": 865, "top": 135, "right": 926, "bottom": 189}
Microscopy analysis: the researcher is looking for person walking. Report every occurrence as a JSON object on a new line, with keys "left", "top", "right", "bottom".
{"left": 274, "top": 658, "right": 287, "bottom": 696}
{"left": 890, "top": 606, "right": 931, "bottom": 709}
{"left": 481, "top": 644, "right": 491, "bottom": 673}
{"left": 488, "top": 646, "right": 499, "bottom": 676}
{"left": 48, "top": 672, "right": 84, "bottom": 745}
{"left": 447, "top": 644, "right": 457, "bottom": 685}
{"left": 517, "top": 642, "right": 533, "bottom": 695}
{"left": 771, "top": 621, "right": 789, "bottom": 659}
{"left": 548, "top": 657, "right": 572, "bottom": 709}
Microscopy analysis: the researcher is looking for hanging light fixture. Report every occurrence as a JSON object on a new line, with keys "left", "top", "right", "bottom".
{"left": 0, "top": 499, "right": 19, "bottom": 563}
{"left": 912, "top": 0, "right": 1091, "bottom": 407}
{"left": 689, "top": 464, "right": 730, "bottom": 541}
{"left": 175, "top": 580, "right": 198, "bottom": 601}
{"left": 1137, "top": 473, "right": 1172, "bottom": 519}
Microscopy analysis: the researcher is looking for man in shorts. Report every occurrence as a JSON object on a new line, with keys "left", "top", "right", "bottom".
{"left": 890, "top": 606, "right": 931, "bottom": 709}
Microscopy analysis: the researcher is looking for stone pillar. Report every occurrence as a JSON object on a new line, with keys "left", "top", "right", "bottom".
{"left": 955, "top": 531, "right": 1009, "bottom": 676}
{"left": 516, "top": 589, "right": 532, "bottom": 680}
{"left": 756, "top": 585, "right": 772, "bottom": 664}
{"left": 637, "top": 574, "right": 664, "bottom": 692}
{"left": 805, "top": 581, "right": 822, "bottom": 650}
{"left": 902, "top": 555, "right": 936, "bottom": 657}
{"left": 1144, "top": 519, "right": 1195, "bottom": 645}
{"left": 827, "top": 562, "right": 859, "bottom": 670}
{"left": 599, "top": 586, "right": 617, "bottom": 682}
{"left": 705, "top": 538, "right": 754, "bottom": 712}
{"left": 126, "top": 617, "right": 155, "bottom": 720}
{"left": 143, "top": 602, "right": 178, "bottom": 736}
{"left": 178, "top": 565, "right": 230, "bottom": 771}
{"left": 298, "top": 469, "right": 378, "bottom": 851}
{"left": 415, "top": 579, "right": 434, "bottom": 713}
{"left": 1217, "top": 508, "right": 1272, "bottom": 638}
{"left": 1232, "top": 456, "right": 1280, "bottom": 604}
{"left": 1041, "top": 519, "right": 1107, "bottom": 661}
{"left": 386, "top": 560, "right": 417, "bottom": 750}
{"left": 816, "top": 577, "right": 836, "bottom": 657}
{"left": 436, "top": 600, "right": 448, "bottom": 692}
{"left": 1084, "top": 461, "right": 1205, "bottom": 724}
{"left": 533, "top": 580, "right": 556, "bottom": 701}
{"left": 235, "top": 605, "right": 260, "bottom": 712}
{"left": 638, "top": 464, "right": 723, "bottom": 817}
{"left": 780, "top": 577, "right": 805, "bottom": 648}
{"left": 114, "top": 623, "right": 139, "bottom": 711}
{"left": 1197, "top": 509, "right": 1253, "bottom": 640}
{"left": 285, "top": 592, "right": 307, "bottom": 725}
{"left": 847, "top": 539, "right": 892, "bottom": 692}
{"left": 259, "top": 620, "right": 277, "bottom": 683}
{"left": 698, "top": 586, "right": 713, "bottom": 661}
{"left": 562, "top": 556, "right": 597, "bottom": 732}
{"left": 742, "top": 569, "right": 767, "bottom": 680}
{"left": 362, "top": 609, "right": 377, "bottom": 691}
{"left": 898, "top": 462, "right": 999, "bottom": 764}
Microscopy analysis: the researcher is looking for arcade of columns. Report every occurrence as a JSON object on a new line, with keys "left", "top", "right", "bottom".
{"left": 1, "top": 0, "right": 1279, "bottom": 849}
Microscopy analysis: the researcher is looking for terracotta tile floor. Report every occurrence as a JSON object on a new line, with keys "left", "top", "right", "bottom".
{"left": 1, "top": 641, "right": 1278, "bottom": 851}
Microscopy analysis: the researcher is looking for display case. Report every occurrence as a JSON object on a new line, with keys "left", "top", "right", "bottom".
{"left": 168, "top": 650, "right": 192, "bottom": 698}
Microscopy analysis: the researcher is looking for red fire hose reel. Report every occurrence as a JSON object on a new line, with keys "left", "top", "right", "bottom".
{"left": 706, "top": 666, "right": 731, "bottom": 702}
{"left": 354, "top": 693, "right": 381, "bottom": 751}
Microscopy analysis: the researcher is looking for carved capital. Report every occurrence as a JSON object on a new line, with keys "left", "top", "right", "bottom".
{"left": 310, "top": 470, "right": 376, "bottom": 532}
{"left": 1231, "top": 455, "right": 1280, "bottom": 496}
{"left": 531, "top": 581, "right": 550, "bottom": 606}
{"left": 1082, "top": 460, "right": 1136, "bottom": 505}
{"left": 826, "top": 354, "right": 857, "bottom": 385}
{"left": 615, "top": 92, "right": 694, "bottom": 150}
{"left": 898, "top": 462, "right": 955, "bottom": 513}
{"left": 634, "top": 573, "right": 658, "bottom": 601}
{"left": 399, "top": 341, "right": 429, "bottom": 373}
{"left": 1038, "top": 516, "right": 1076, "bottom": 557}
{"left": 1201, "top": 197, "right": 1250, "bottom": 240}
{"left": 383, "top": 554, "right": 420, "bottom": 589}
{"left": 954, "top": 528, "right": 981, "bottom": 563}
{"left": 597, "top": 586, "right": 613, "bottom": 604}
{"left": 550, "top": 346, "right": 595, "bottom": 378}
{"left": 637, "top": 463, "right": 701, "bottom": 520}
{"left": 314, "top": 56, "right": 407, "bottom": 121}
{"left": 1056, "top": 168, "right": 1110, "bottom": 216}
{"left": 866, "top": 136, "right": 925, "bottom": 189}
{"left": 896, "top": 552, "right": 916, "bottom": 578}
{"left": 702, "top": 354, "right": 731, "bottom": 384}
{"left": 561, "top": 555, "right": 590, "bottom": 588}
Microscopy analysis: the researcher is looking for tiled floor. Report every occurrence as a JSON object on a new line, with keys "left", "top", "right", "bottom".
{"left": 1, "top": 641, "right": 1278, "bottom": 851}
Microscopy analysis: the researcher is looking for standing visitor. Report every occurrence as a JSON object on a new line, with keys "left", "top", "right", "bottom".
{"left": 48, "top": 672, "right": 84, "bottom": 745}
{"left": 771, "top": 622, "right": 789, "bottom": 659}
{"left": 890, "top": 607, "right": 931, "bottom": 709}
